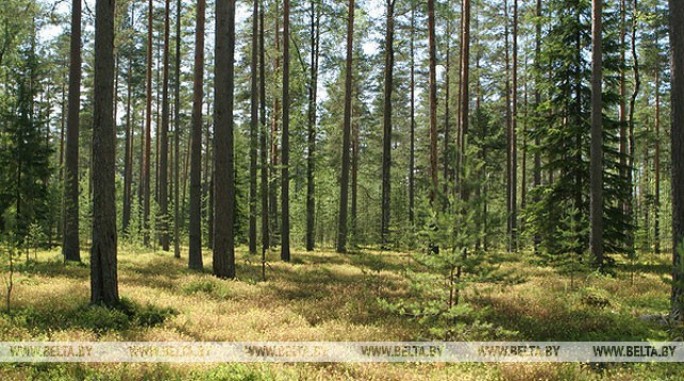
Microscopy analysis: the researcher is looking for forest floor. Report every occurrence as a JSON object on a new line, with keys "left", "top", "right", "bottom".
{"left": 0, "top": 245, "right": 683, "bottom": 380}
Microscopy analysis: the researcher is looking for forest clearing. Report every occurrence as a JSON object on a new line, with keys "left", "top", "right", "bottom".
{"left": 0, "top": 246, "right": 682, "bottom": 380}
{"left": 2, "top": 0, "right": 684, "bottom": 379}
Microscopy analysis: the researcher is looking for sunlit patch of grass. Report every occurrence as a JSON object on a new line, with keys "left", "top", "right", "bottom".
{"left": 0, "top": 246, "right": 679, "bottom": 379}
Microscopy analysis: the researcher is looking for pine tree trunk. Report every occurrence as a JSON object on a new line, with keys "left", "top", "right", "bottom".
{"left": 504, "top": 0, "right": 513, "bottom": 251}
{"left": 381, "top": 0, "right": 395, "bottom": 248}
{"left": 213, "top": 0, "right": 236, "bottom": 278}
{"left": 628, "top": 0, "right": 641, "bottom": 255}
{"left": 123, "top": 35, "right": 133, "bottom": 235}
{"left": 173, "top": 0, "right": 182, "bottom": 259}
{"left": 408, "top": 4, "right": 416, "bottom": 226}
{"left": 260, "top": 0, "right": 269, "bottom": 252}
{"left": 143, "top": 0, "right": 154, "bottom": 246}
{"left": 427, "top": 0, "right": 438, "bottom": 203}
{"left": 270, "top": 0, "right": 281, "bottom": 244}
{"left": 306, "top": 0, "right": 320, "bottom": 252}
{"left": 189, "top": 0, "right": 205, "bottom": 270}
{"left": 655, "top": 56, "right": 661, "bottom": 254}
{"left": 533, "top": 0, "right": 542, "bottom": 253}
{"left": 281, "top": 0, "right": 291, "bottom": 262}
{"left": 510, "top": 0, "right": 518, "bottom": 249}
{"left": 590, "top": 0, "right": 604, "bottom": 268}
{"left": 336, "top": 0, "right": 354, "bottom": 253}
{"left": 619, "top": 0, "right": 628, "bottom": 216}
{"left": 249, "top": 0, "right": 259, "bottom": 255}
{"left": 91, "top": 0, "right": 119, "bottom": 307}
{"left": 668, "top": 0, "right": 684, "bottom": 320}
{"left": 459, "top": 0, "right": 470, "bottom": 202}
{"left": 159, "top": 0, "right": 171, "bottom": 251}
{"left": 63, "top": 0, "right": 82, "bottom": 262}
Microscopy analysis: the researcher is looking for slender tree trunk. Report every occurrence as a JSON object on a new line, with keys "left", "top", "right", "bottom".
{"left": 408, "top": 4, "right": 416, "bottom": 226}
{"left": 173, "top": 0, "right": 182, "bottom": 259}
{"left": 590, "top": 0, "right": 604, "bottom": 269}
{"left": 533, "top": 0, "right": 542, "bottom": 253}
{"left": 189, "top": 0, "right": 205, "bottom": 270}
{"left": 260, "top": 0, "right": 269, "bottom": 257}
{"left": 337, "top": 0, "right": 355, "bottom": 253}
{"left": 259, "top": 0, "right": 269, "bottom": 250}
{"left": 628, "top": 0, "right": 640, "bottom": 257}
{"left": 306, "top": 0, "right": 320, "bottom": 252}
{"left": 504, "top": 0, "right": 513, "bottom": 251}
{"left": 655, "top": 48, "right": 662, "bottom": 255}
{"left": 159, "top": 0, "right": 171, "bottom": 251}
{"left": 427, "top": 0, "right": 438, "bottom": 203}
{"left": 443, "top": 3, "right": 451, "bottom": 196}
{"left": 270, "top": 0, "right": 281, "bottom": 244}
{"left": 510, "top": 0, "right": 518, "bottom": 250}
{"left": 213, "top": 0, "right": 236, "bottom": 278}
{"left": 668, "top": 0, "right": 684, "bottom": 320}
{"left": 123, "top": 38, "right": 133, "bottom": 234}
{"left": 63, "top": 0, "right": 82, "bottom": 262}
{"left": 281, "top": 0, "right": 291, "bottom": 262}
{"left": 351, "top": 107, "right": 359, "bottom": 246}
{"left": 91, "top": 0, "right": 119, "bottom": 307}
{"left": 58, "top": 80, "right": 65, "bottom": 241}
{"left": 521, "top": 79, "right": 528, "bottom": 210}
{"left": 620, "top": 0, "right": 628, "bottom": 215}
{"left": 249, "top": 0, "right": 259, "bottom": 255}
{"left": 381, "top": 0, "right": 395, "bottom": 248}
{"left": 459, "top": 0, "right": 471, "bottom": 202}
{"left": 143, "top": 0, "right": 154, "bottom": 246}
{"left": 203, "top": 100, "right": 212, "bottom": 248}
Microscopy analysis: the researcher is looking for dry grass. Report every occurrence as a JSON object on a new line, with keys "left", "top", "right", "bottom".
{"left": 0, "top": 245, "right": 682, "bottom": 380}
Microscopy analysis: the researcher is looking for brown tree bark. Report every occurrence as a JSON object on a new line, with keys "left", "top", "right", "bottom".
{"left": 143, "top": 0, "right": 153, "bottom": 246}
{"left": 306, "top": 0, "right": 320, "bottom": 252}
{"left": 249, "top": 0, "right": 259, "bottom": 255}
{"left": 159, "top": 0, "right": 171, "bottom": 251}
{"left": 336, "top": 0, "right": 355, "bottom": 253}
{"left": 173, "top": 0, "right": 182, "bottom": 259}
{"left": 459, "top": 0, "right": 471, "bottom": 202}
{"left": 213, "top": 0, "right": 236, "bottom": 278}
{"left": 63, "top": 0, "right": 82, "bottom": 262}
{"left": 504, "top": 0, "right": 513, "bottom": 251}
{"left": 408, "top": 4, "right": 415, "bottom": 225}
{"left": 668, "top": 0, "right": 684, "bottom": 319}
{"left": 189, "top": 0, "right": 205, "bottom": 270}
{"left": 590, "top": 0, "right": 604, "bottom": 268}
{"left": 281, "top": 0, "right": 291, "bottom": 262}
{"left": 91, "top": 0, "right": 119, "bottom": 307}
{"left": 427, "top": 0, "right": 438, "bottom": 203}
{"left": 381, "top": 0, "right": 396, "bottom": 248}
{"left": 270, "top": 0, "right": 281, "bottom": 244}
{"left": 260, "top": 0, "right": 269, "bottom": 263}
